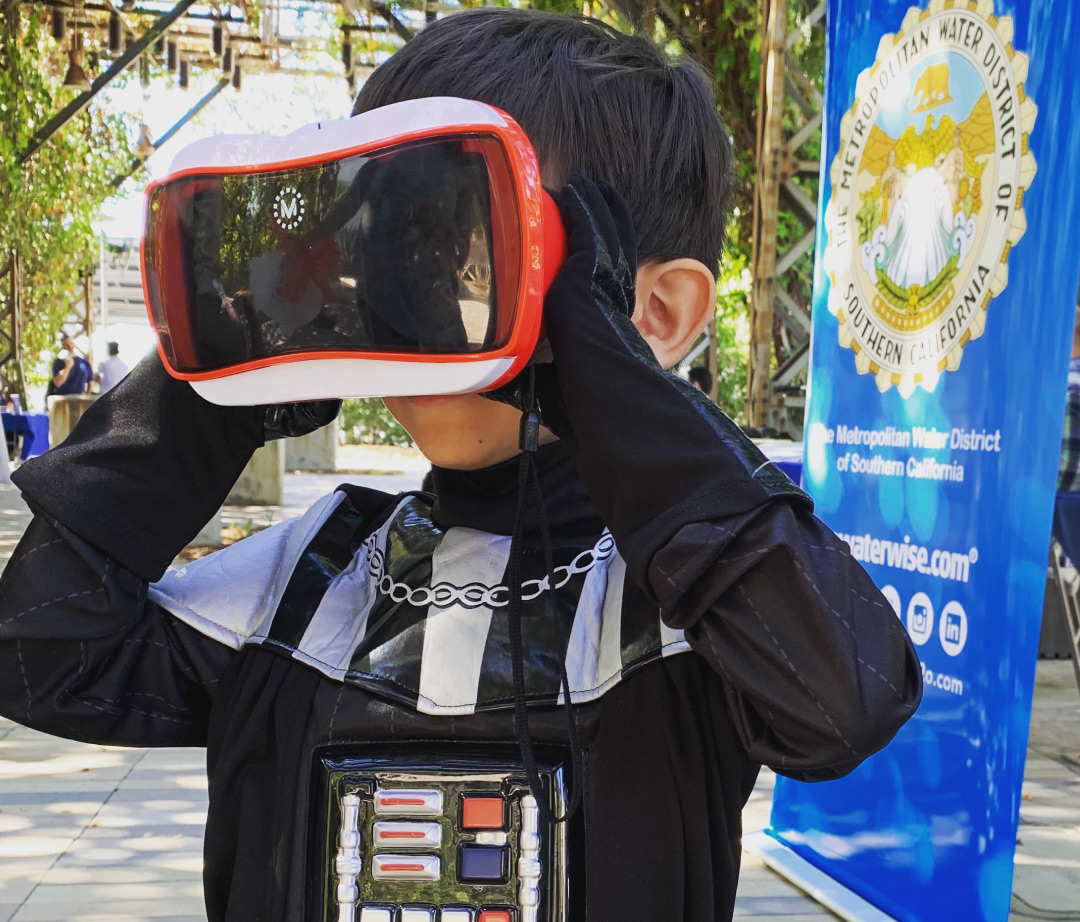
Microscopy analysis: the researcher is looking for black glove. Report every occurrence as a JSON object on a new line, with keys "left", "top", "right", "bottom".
{"left": 265, "top": 398, "right": 342, "bottom": 441}
{"left": 12, "top": 352, "right": 339, "bottom": 582}
{"left": 488, "top": 176, "right": 809, "bottom": 591}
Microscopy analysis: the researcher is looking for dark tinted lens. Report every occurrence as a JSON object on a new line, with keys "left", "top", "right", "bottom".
{"left": 144, "top": 136, "right": 518, "bottom": 374}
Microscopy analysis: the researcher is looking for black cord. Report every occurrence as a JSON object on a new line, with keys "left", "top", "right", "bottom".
{"left": 507, "top": 367, "right": 584, "bottom": 826}
{"left": 529, "top": 449, "right": 585, "bottom": 819}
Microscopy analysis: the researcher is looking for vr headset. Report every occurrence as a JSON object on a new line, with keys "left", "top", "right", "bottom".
{"left": 141, "top": 98, "right": 567, "bottom": 406}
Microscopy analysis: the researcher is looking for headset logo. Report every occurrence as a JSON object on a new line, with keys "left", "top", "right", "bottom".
{"left": 273, "top": 187, "right": 306, "bottom": 231}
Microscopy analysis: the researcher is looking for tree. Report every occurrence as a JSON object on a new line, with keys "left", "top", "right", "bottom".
{"left": 340, "top": 398, "right": 414, "bottom": 446}
{"left": 0, "top": 1, "right": 134, "bottom": 398}
{"left": 534, "top": 0, "right": 824, "bottom": 420}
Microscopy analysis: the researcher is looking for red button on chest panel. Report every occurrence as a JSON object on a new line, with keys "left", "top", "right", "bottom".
{"left": 462, "top": 797, "right": 505, "bottom": 829}
{"left": 372, "top": 821, "right": 443, "bottom": 849}
{"left": 374, "top": 789, "right": 443, "bottom": 816}
{"left": 478, "top": 911, "right": 513, "bottom": 922}
{"left": 370, "top": 854, "right": 441, "bottom": 880}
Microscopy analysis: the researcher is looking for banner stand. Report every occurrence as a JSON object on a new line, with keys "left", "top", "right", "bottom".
{"left": 744, "top": 832, "right": 899, "bottom": 922}
{"left": 764, "top": 0, "right": 1080, "bottom": 918}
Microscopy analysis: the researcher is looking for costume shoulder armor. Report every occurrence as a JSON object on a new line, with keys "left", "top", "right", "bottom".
{"left": 150, "top": 486, "right": 391, "bottom": 649}
{"left": 227, "top": 492, "right": 694, "bottom": 715}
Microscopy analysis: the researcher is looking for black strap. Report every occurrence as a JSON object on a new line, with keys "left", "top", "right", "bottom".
{"left": 507, "top": 368, "right": 584, "bottom": 825}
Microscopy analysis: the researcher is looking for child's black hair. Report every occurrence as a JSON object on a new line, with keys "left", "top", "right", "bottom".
{"left": 352, "top": 9, "right": 734, "bottom": 273}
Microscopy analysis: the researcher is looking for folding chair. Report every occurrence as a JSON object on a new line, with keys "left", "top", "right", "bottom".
{"left": 1049, "top": 492, "right": 1080, "bottom": 697}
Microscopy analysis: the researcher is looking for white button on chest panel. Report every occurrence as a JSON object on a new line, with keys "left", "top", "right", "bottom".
{"left": 439, "top": 911, "right": 475, "bottom": 922}
{"left": 371, "top": 854, "right": 442, "bottom": 881}
{"left": 373, "top": 821, "right": 443, "bottom": 849}
{"left": 399, "top": 908, "right": 436, "bottom": 922}
{"left": 358, "top": 908, "right": 393, "bottom": 922}
{"left": 374, "top": 789, "right": 444, "bottom": 816}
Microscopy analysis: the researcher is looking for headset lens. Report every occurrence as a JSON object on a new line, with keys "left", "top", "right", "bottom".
{"left": 144, "top": 136, "right": 522, "bottom": 374}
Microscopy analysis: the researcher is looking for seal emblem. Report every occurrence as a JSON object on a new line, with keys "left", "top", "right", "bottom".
{"left": 823, "top": 0, "right": 1036, "bottom": 396}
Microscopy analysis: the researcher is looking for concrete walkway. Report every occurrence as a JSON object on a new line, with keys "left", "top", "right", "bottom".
{"left": 0, "top": 477, "right": 1078, "bottom": 921}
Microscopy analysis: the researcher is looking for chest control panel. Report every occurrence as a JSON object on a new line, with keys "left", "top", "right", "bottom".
{"left": 313, "top": 747, "right": 571, "bottom": 922}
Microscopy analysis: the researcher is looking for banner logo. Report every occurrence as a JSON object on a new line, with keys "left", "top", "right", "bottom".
{"left": 823, "top": 0, "right": 1036, "bottom": 396}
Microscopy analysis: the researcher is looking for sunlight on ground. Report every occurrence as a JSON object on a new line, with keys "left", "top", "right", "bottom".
{"left": 0, "top": 752, "right": 133, "bottom": 778}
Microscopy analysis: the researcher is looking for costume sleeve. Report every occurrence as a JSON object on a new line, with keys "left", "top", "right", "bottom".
{"left": 0, "top": 352, "right": 339, "bottom": 747}
{"left": 0, "top": 514, "right": 234, "bottom": 747}
{"left": 0, "top": 492, "right": 344, "bottom": 748}
{"left": 649, "top": 501, "right": 921, "bottom": 782}
{"left": 487, "top": 177, "right": 921, "bottom": 780}
{"left": 523, "top": 179, "right": 921, "bottom": 782}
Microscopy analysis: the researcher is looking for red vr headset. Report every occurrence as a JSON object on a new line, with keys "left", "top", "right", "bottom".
{"left": 141, "top": 98, "right": 567, "bottom": 405}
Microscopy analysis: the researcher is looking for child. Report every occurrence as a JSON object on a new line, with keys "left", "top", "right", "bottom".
{"left": 0, "top": 11, "right": 920, "bottom": 922}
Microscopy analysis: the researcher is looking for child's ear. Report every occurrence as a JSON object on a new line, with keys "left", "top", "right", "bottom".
{"left": 632, "top": 259, "right": 717, "bottom": 369}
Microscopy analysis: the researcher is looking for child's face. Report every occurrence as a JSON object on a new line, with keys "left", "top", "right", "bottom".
{"left": 384, "top": 391, "right": 547, "bottom": 470}
{"left": 385, "top": 258, "right": 714, "bottom": 470}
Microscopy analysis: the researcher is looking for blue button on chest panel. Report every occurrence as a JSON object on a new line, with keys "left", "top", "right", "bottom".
{"left": 460, "top": 846, "right": 509, "bottom": 882}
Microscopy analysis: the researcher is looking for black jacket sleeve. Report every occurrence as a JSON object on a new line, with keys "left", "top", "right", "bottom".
{"left": 0, "top": 354, "right": 335, "bottom": 746}
{"left": 650, "top": 504, "right": 921, "bottom": 781}
{"left": 0, "top": 355, "right": 266, "bottom": 745}
{"left": 516, "top": 177, "right": 922, "bottom": 781}
{"left": 0, "top": 514, "right": 234, "bottom": 746}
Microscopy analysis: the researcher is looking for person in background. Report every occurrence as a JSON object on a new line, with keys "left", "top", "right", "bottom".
{"left": 96, "top": 342, "right": 130, "bottom": 395}
{"left": 1059, "top": 300, "right": 1080, "bottom": 491}
{"left": 688, "top": 364, "right": 713, "bottom": 394}
{"left": 48, "top": 333, "right": 93, "bottom": 397}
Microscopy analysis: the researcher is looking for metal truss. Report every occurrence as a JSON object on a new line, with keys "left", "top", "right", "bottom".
{"left": 747, "top": 0, "right": 824, "bottom": 435}
{"left": 111, "top": 76, "right": 229, "bottom": 188}
{"left": 19, "top": 0, "right": 200, "bottom": 163}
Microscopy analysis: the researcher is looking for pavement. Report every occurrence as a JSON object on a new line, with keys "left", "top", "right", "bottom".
{"left": 0, "top": 472, "right": 1078, "bottom": 922}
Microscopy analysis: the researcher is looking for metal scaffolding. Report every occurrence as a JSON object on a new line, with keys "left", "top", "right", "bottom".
{"left": 747, "top": 0, "right": 824, "bottom": 434}
{"left": 18, "top": 0, "right": 200, "bottom": 163}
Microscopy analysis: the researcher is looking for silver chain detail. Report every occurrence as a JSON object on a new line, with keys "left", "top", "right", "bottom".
{"left": 364, "top": 531, "right": 616, "bottom": 611}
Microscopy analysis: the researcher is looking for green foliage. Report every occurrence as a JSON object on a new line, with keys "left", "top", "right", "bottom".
{"left": 340, "top": 397, "right": 414, "bottom": 446}
{"left": 0, "top": 3, "right": 135, "bottom": 392}
{"left": 530, "top": 0, "right": 597, "bottom": 16}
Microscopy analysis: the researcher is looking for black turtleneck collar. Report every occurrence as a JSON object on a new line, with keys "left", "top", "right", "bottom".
{"left": 428, "top": 441, "right": 604, "bottom": 539}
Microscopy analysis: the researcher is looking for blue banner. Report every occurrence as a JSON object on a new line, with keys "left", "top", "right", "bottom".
{"left": 768, "top": 1, "right": 1080, "bottom": 921}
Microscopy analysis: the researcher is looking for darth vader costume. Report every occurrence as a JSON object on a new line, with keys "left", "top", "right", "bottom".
{"left": 0, "top": 180, "right": 921, "bottom": 922}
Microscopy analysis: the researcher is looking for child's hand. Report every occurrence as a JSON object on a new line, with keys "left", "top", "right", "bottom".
{"left": 263, "top": 399, "right": 342, "bottom": 441}
{"left": 547, "top": 176, "right": 638, "bottom": 327}
{"left": 482, "top": 175, "right": 640, "bottom": 436}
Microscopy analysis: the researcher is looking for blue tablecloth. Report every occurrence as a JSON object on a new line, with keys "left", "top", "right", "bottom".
{"left": 756, "top": 439, "right": 803, "bottom": 485}
{"left": 2, "top": 412, "right": 50, "bottom": 460}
